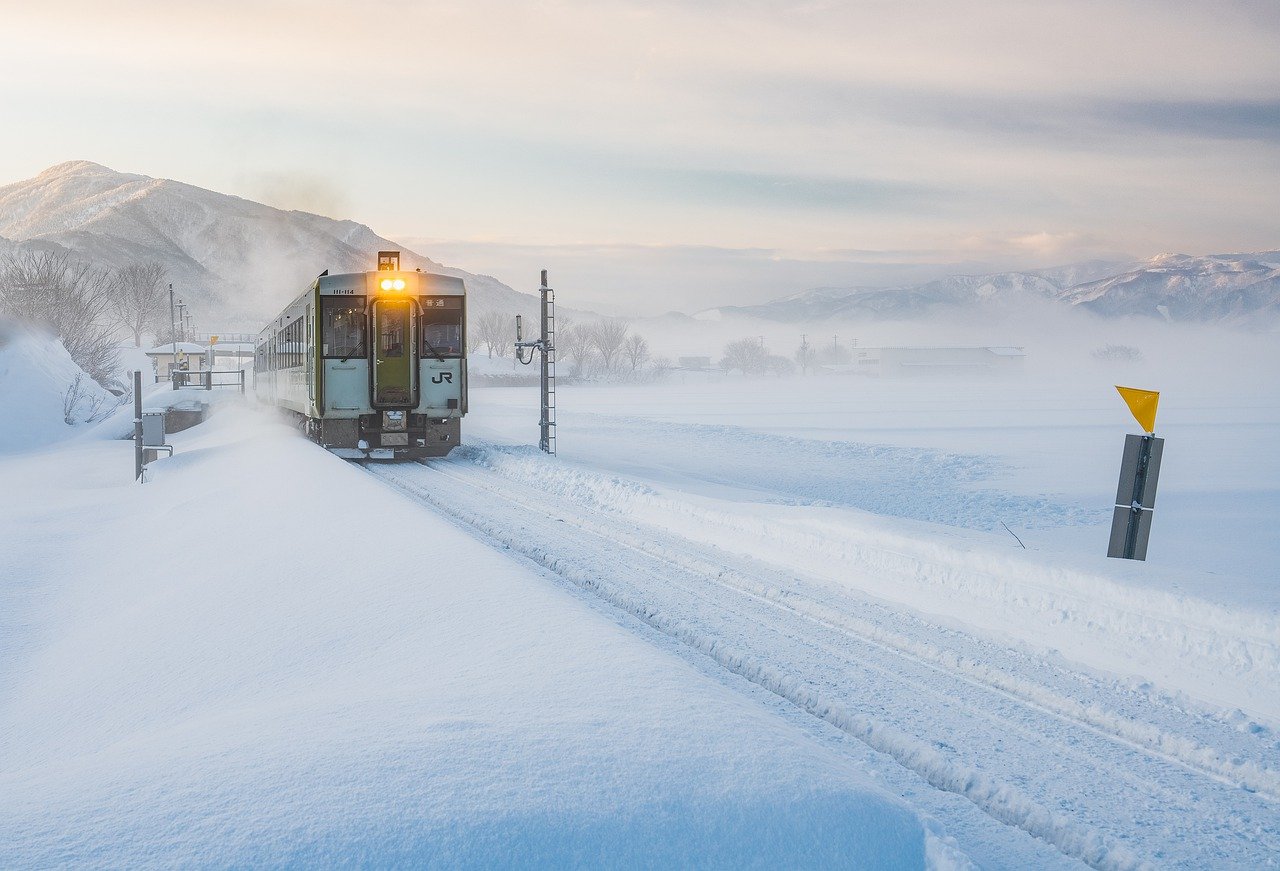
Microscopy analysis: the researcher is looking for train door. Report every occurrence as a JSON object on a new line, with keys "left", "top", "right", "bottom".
{"left": 371, "top": 298, "right": 417, "bottom": 407}
{"left": 305, "top": 303, "right": 315, "bottom": 407}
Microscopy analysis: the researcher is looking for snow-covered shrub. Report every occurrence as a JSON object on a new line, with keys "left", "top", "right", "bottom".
{"left": 1091, "top": 344, "right": 1143, "bottom": 362}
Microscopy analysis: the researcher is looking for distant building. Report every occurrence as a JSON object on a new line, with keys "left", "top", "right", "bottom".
{"left": 677, "top": 356, "right": 713, "bottom": 370}
{"left": 144, "top": 342, "right": 210, "bottom": 380}
{"left": 848, "top": 346, "right": 1026, "bottom": 377}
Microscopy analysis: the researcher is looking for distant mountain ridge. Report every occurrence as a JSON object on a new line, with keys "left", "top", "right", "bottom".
{"left": 698, "top": 253, "right": 1280, "bottom": 327}
{"left": 0, "top": 161, "right": 536, "bottom": 330}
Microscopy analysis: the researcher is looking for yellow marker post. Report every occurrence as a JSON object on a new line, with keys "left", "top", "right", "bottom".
{"left": 1108, "top": 386, "right": 1164, "bottom": 560}
{"left": 1116, "top": 386, "right": 1158, "bottom": 434}
{"left": 209, "top": 335, "right": 219, "bottom": 345}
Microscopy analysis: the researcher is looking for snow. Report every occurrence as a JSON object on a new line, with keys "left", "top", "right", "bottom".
{"left": 3, "top": 309, "right": 1278, "bottom": 867}
{"left": 0, "top": 161, "right": 532, "bottom": 330}
{"left": 0, "top": 405, "right": 929, "bottom": 869}
{"left": 0, "top": 320, "right": 118, "bottom": 455}
{"left": 142, "top": 341, "right": 210, "bottom": 355}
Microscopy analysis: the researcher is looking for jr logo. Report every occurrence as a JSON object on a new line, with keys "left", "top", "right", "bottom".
{"left": 431, "top": 372, "right": 454, "bottom": 384}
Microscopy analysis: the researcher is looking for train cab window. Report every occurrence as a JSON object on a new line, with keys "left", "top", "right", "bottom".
{"left": 420, "top": 297, "right": 463, "bottom": 357}
{"left": 322, "top": 296, "right": 366, "bottom": 358}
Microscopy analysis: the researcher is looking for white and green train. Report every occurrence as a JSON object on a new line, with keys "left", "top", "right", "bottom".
{"left": 254, "top": 252, "right": 467, "bottom": 459}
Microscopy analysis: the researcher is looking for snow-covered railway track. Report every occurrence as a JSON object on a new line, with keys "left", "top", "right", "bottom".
{"left": 365, "top": 457, "right": 1280, "bottom": 870}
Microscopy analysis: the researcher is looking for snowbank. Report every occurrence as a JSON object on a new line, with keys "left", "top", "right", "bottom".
{"left": 0, "top": 407, "right": 930, "bottom": 869}
{"left": 0, "top": 319, "right": 117, "bottom": 455}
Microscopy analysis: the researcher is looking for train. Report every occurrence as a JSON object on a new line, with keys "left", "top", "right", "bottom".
{"left": 254, "top": 251, "right": 467, "bottom": 459}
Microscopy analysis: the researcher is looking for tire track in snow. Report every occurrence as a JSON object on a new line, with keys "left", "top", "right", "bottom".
{"left": 365, "top": 462, "right": 1167, "bottom": 870}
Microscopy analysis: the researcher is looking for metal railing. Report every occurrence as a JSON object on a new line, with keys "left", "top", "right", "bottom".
{"left": 173, "top": 369, "right": 246, "bottom": 393}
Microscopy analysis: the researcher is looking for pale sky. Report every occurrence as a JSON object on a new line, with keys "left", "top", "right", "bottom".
{"left": 2, "top": 0, "right": 1278, "bottom": 311}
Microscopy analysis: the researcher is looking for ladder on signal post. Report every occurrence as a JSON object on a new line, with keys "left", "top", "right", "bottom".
{"left": 516, "top": 270, "right": 557, "bottom": 456}
{"left": 540, "top": 276, "right": 556, "bottom": 455}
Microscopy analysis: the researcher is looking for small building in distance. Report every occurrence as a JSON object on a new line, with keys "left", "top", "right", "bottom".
{"left": 677, "top": 356, "right": 714, "bottom": 371}
{"left": 143, "top": 342, "right": 212, "bottom": 380}
{"left": 848, "top": 346, "right": 1026, "bottom": 377}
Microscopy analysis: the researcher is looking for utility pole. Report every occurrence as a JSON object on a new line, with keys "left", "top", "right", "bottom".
{"left": 133, "top": 370, "right": 143, "bottom": 481}
{"left": 168, "top": 284, "right": 177, "bottom": 373}
{"left": 514, "top": 269, "right": 557, "bottom": 454}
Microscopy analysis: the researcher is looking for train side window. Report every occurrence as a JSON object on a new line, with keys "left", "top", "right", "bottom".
{"left": 322, "top": 296, "right": 366, "bottom": 358}
{"left": 420, "top": 298, "right": 463, "bottom": 357}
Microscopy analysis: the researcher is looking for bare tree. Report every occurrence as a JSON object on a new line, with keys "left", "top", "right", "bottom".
{"left": 720, "top": 337, "right": 769, "bottom": 375}
{"left": 474, "top": 310, "right": 514, "bottom": 358}
{"left": 0, "top": 250, "right": 119, "bottom": 386}
{"left": 466, "top": 318, "right": 484, "bottom": 354}
{"left": 111, "top": 262, "right": 168, "bottom": 347}
{"left": 587, "top": 318, "right": 629, "bottom": 373}
{"left": 555, "top": 321, "right": 593, "bottom": 376}
{"left": 62, "top": 373, "right": 117, "bottom": 424}
{"left": 623, "top": 333, "right": 650, "bottom": 373}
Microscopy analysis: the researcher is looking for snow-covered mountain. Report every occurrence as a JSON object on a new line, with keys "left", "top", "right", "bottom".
{"left": 1056, "top": 252, "right": 1280, "bottom": 324}
{"left": 0, "top": 161, "right": 536, "bottom": 330}
{"left": 697, "top": 254, "right": 1280, "bottom": 327}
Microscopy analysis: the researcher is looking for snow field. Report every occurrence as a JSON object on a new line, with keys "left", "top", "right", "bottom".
{"left": 458, "top": 440, "right": 1280, "bottom": 728}
{"left": 373, "top": 452, "right": 1280, "bottom": 868}
{"left": 0, "top": 404, "right": 932, "bottom": 869}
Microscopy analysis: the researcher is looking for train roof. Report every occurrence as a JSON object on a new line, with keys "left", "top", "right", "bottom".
{"left": 316, "top": 270, "right": 465, "bottom": 295}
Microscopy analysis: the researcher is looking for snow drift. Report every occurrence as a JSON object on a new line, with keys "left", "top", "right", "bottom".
{"left": 0, "top": 406, "right": 932, "bottom": 869}
{"left": 0, "top": 319, "right": 117, "bottom": 455}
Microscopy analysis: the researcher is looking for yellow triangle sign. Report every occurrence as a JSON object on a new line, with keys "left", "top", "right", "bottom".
{"left": 1116, "top": 385, "right": 1159, "bottom": 433}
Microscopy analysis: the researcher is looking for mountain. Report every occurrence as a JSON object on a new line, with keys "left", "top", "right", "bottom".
{"left": 0, "top": 161, "right": 537, "bottom": 330}
{"left": 1056, "top": 252, "right": 1280, "bottom": 324}
{"left": 696, "top": 255, "right": 1280, "bottom": 327}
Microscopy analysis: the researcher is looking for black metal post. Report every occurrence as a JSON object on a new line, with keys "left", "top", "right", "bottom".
{"left": 539, "top": 270, "right": 550, "bottom": 453}
{"left": 168, "top": 284, "right": 177, "bottom": 383}
{"left": 1123, "top": 435, "right": 1153, "bottom": 560}
{"left": 133, "top": 370, "right": 143, "bottom": 482}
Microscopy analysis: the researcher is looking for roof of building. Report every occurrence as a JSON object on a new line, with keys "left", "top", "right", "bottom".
{"left": 143, "top": 342, "right": 209, "bottom": 355}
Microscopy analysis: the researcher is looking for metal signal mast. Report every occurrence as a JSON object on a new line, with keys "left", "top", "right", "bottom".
{"left": 515, "top": 269, "right": 557, "bottom": 454}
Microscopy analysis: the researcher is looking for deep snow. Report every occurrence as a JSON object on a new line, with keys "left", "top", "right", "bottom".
{"left": 0, "top": 406, "right": 932, "bottom": 869}
{"left": 2, "top": 325, "right": 1277, "bottom": 869}
{"left": 0, "top": 322, "right": 119, "bottom": 454}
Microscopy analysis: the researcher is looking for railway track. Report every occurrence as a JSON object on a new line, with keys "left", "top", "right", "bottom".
{"left": 365, "top": 452, "right": 1280, "bottom": 870}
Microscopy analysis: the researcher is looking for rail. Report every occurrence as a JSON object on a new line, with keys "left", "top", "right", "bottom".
{"left": 172, "top": 369, "right": 247, "bottom": 394}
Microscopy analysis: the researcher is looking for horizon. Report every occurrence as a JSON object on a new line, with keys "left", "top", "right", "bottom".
{"left": 2, "top": 158, "right": 1275, "bottom": 322}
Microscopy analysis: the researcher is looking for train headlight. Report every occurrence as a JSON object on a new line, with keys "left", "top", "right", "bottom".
{"left": 379, "top": 277, "right": 408, "bottom": 292}
{"left": 380, "top": 278, "right": 394, "bottom": 291}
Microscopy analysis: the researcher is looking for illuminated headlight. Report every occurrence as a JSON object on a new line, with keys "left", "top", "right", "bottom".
{"left": 380, "top": 278, "right": 394, "bottom": 291}
{"left": 382, "top": 410, "right": 407, "bottom": 431}
{"left": 393, "top": 278, "right": 406, "bottom": 290}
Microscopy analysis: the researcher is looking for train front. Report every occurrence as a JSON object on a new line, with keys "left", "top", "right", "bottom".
{"left": 317, "top": 253, "right": 466, "bottom": 459}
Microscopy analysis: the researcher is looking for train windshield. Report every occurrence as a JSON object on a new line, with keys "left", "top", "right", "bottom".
{"left": 322, "top": 296, "right": 366, "bottom": 358}
{"left": 420, "top": 297, "right": 463, "bottom": 357}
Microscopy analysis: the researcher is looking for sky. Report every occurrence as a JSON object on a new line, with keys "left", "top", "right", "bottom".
{"left": 1, "top": 0, "right": 1278, "bottom": 312}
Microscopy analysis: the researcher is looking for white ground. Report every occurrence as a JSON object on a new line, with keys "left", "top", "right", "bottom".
{"left": 0, "top": 406, "right": 934, "bottom": 869}
{"left": 1, "top": 331, "right": 1277, "bottom": 869}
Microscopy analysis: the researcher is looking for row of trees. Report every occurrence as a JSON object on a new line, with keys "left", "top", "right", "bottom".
{"left": 721, "top": 336, "right": 864, "bottom": 377}
{"left": 0, "top": 250, "right": 173, "bottom": 388}
{"left": 469, "top": 311, "right": 655, "bottom": 379}
{"left": 0, "top": 251, "right": 175, "bottom": 387}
